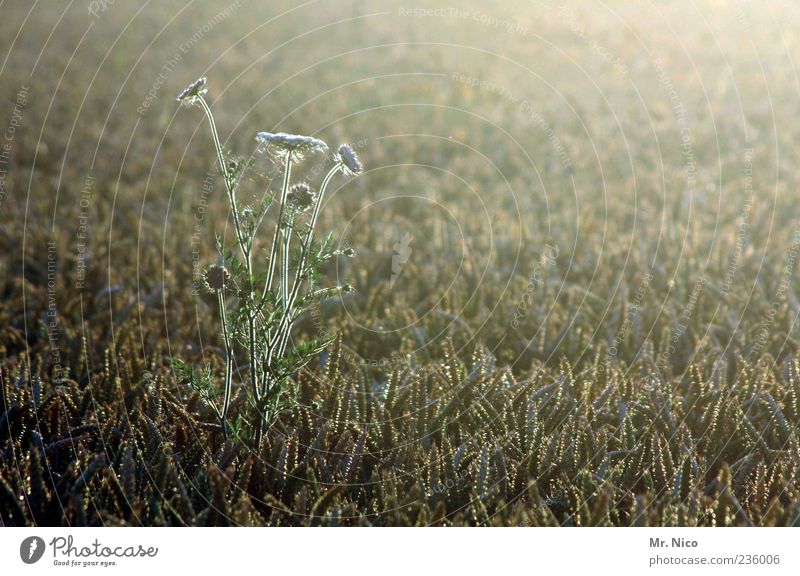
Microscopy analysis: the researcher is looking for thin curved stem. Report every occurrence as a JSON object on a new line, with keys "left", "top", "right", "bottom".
{"left": 197, "top": 97, "right": 249, "bottom": 269}
{"left": 262, "top": 156, "right": 293, "bottom": 303}
{"left": 290, "top": 162, "right": 343, "bottom": 305}
{"left": 272, "top": 162, "right": 343, "bottom": 357}
{"left": 197, "top": 95, "right": 260, "bottom": 446}
{"left": 217, "top": 290, "right": 232, "bottom": 440}
{"left": 258, "top": 155, "right": 294, "bottom": 433}
{"left": 282, "top": 211, "right": 294, "bottom": 311}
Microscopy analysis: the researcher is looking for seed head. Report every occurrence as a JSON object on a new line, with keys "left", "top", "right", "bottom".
{"left": 338, "top": 144, "right": 362, "bottom": 175}
{"left": 256, "top": 132, "right": 328, "bottom": 162}
{"left": 204, "top": 264, "right": 230, "bottom": 292}
{"left": 177, "top": 77, "right": 208, "bottom": 105}
{"left": 287, "top": 182, "right": 316, "bottom": 211}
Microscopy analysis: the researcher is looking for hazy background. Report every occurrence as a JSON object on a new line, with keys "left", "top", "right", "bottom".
{"left": 3, "top": 1, "right": 799, "bottom": 370}
{"left": 4, "top": 0, "right": 800, "bottom": 528}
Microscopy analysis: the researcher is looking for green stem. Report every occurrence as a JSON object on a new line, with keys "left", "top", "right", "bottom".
{"left": 263, "top": 156, "right": 293, "bottom": 303}
{"left": 273, "top": 162, "right": 343, "bottom": 358}
{"left": 257, "top": 155, "right": 293, "bottom": 439}
{"left": 197, "top": 96, "right": 261, "bottom": 447}
{"left": 197, "top": 97, "right": 249, "bottom": 268}
{"left": 217, "top": 290, "right": 232, "bottom": 440}
{"left": 249, "top": 314, "right": 261, "bottom": 447}
{"left": 282, "top": 211, "right": 294, "bottom": 312}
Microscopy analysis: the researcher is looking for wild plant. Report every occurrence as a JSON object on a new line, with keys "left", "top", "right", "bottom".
{"left": 174, "top": 76, "right": 362, "bottom": 447}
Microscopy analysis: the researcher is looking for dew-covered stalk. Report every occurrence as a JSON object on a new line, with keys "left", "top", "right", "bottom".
{"left": 273, "top": 161, "right": 343, "bottom": 358}
{"left": 263, "top": 156, "right": 293, "bottom": 303}
{"left": 178, "top": 76, "right": 363, "bottom": 449}
{"left": 202, "top": 264, "right": 232, "bottom": 439}
{"left": 217, "top": 288, "right": 233, "bottom": 437}
{"left": 179, "top": 77, "right": 262, "bottom": 444}
{"left": 275, "top": 145, "right": 360, "bottom": 357}
{"left": 196, "top": 97, "right": 248, "bottom": 265}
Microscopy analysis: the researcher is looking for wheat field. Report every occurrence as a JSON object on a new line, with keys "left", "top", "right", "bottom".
{"left": 2, "top": 0, "right": 800, "bottom": 526}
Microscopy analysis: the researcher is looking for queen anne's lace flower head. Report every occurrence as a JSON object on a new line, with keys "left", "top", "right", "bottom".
{"left": 287, "top": 182, "right": 316, "bottom": 211}
{"left": 337, "top": 144, "right": 362, "bottom": 176}
{"left": 256, "top": 132, "right": 328, "bottom": 161}
{"left": 177, "top": 77, "right": 208, "bottom": 105}
{"left": 204, "top": 264, "right": 229, "bottom": 292}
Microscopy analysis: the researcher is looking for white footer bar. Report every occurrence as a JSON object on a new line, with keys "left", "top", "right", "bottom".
{"left": 2, "top": 528, "right": 797, "bottom": 574}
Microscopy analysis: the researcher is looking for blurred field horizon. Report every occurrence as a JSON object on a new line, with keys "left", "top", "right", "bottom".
{"left": 3, "top": 0, "right": 800, "bottom": 527}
